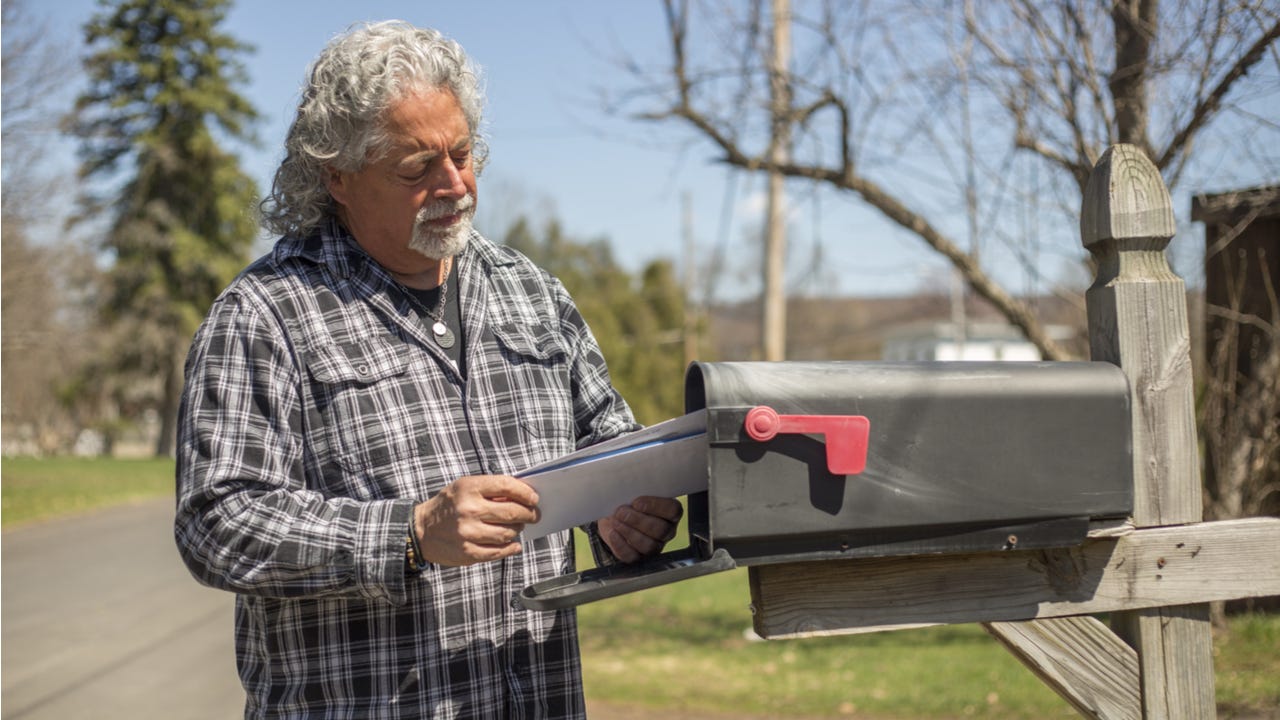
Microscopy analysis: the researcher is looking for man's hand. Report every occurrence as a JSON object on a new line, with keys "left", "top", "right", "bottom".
{"left": 414, "top": 475, "right": 540, "bottom": 567}
{"left": 597, "top": 496, "right": 684, "bottom": 564}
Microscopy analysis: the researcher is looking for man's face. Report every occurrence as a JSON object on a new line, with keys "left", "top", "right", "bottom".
{"left": 327, "top": 89, "right": 478, "bottom": 282}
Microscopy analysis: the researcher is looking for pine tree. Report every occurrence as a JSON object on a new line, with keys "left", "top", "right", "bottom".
{"left": 68, "top": 0, "right": 259, "bottom": 456}
{"left": 502, "top": 218, "right": 688, "bottom": 425}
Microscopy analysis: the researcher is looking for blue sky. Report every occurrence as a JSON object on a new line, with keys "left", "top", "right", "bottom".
{"left": 31, "top": 0, "right": 1262, "bottom": 301}
{"left": 31, "top": 0, "right": 976, "bottom": 301}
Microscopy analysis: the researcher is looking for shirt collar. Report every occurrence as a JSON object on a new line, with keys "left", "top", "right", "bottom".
{"left": 273, "top": 217, "right": 364, "bottom": 280}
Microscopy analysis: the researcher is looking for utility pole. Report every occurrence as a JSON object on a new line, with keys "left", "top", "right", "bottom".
{"left": 682, "top": 191, "right": 700, "bottom": 367}
{"left": 761, "top": 0, "right": 791, "bottom": 361}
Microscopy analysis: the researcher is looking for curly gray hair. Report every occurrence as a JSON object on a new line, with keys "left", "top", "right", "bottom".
{"left": 260, "top": 21, "right": 488, "bottom": 238}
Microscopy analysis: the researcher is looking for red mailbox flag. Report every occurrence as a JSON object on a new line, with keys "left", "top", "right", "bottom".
{"left": 744, "top": 405, "right": 870, "bottom": 475}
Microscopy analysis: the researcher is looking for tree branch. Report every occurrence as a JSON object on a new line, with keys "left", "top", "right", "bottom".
{"left": 651, "top": 0, "right": 1072, "bottom": 360}
{"left": 1013, "top": 132, "right": 1091, "bottom": 189}
{"left": 671, "top": 99, "right": 1069, "bottom": 359}
{"left": 1157, "top": 17, "right": 1280, "bottom": 170}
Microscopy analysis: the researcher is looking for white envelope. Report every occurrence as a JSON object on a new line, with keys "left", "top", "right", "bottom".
{"left": 517, "top": 410, "right": 709, "bottom": 539}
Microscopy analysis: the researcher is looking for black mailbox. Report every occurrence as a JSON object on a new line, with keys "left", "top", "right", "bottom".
{"left": 519, "top": 361, "right": 1133, "bottom": 611}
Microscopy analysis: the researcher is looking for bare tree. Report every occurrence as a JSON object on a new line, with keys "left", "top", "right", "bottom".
{"left": 1, "top": 0, "right": 99, "bottom": 454}
{"left": 1, "top": 0, "right": 71, "bottom": 220}
{"left": 1201, "top": 287, "right": 1279, "bottom": 521}
{"left": 1195, "top": 188, "right": 1280, "bottom": 523}
{"left": 623, "top": 0, "right": 1280, "bottom": 360}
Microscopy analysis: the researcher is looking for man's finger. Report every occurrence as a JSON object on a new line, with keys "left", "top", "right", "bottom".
{"left": 600, "top": 520, "right": 642, "bottom": 564}
{"left": 607, "top": 511, "right": 666, "bottom": 558}
{"left": 476, "top": 475, "right": 540, "bottom": 507}
{"left": 629, "top": 495, "right": 683, "bottom": 521}
{"left": 481, "top": 500, "right": 539, "bottom": 525}
{"left": 613, "top": 504, "right": 676, "bottom": 542}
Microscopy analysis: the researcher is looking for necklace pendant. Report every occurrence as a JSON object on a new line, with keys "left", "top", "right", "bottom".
{"left": 433, "top": 322, "right": 456, "bottom": 349}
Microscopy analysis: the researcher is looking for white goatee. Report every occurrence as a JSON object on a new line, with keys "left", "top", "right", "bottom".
{"left": 409, "top": 194, "right": 475, "bottom": 260}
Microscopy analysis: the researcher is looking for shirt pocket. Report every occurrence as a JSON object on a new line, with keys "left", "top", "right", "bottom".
{"left": 304, "top": 338, "right": 427, "bottom": 498}
{"left": 490, "top": 322, "right": 576, "bottom": 457}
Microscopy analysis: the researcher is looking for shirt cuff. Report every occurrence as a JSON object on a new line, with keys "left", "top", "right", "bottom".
{"left": 353, "top": 499, "right": 416, "bottom": 605}
{"left": 584, "top": 521, "right": 620, "bottom": 567}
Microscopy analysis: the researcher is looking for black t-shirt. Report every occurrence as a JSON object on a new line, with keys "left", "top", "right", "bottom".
{"left": 404, "top": 273, "right": 465, "bottom": 377}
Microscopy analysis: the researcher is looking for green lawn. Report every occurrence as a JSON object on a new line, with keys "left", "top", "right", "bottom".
{"left": 576, "top": 561, "right": 1280, "bottom": 718}
{"left": 579, "top": 571, "right": 1075, "bottom": 718}
{"left": 4, "top": 457, "right": 1277, "bottom": 718}
{"left": 1, "top": 456, "right": 175, "bottom": 527}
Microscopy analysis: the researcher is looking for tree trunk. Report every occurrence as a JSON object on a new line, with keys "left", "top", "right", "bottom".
{"left": 1110, "top": 0, "right": 1157, "bottom": 156}
{"left": 155, "top": 346, "right": 182, "bottom": 458}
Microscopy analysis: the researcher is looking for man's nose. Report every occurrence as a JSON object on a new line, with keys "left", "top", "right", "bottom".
{"left": 429, "top": 158, "right": 467, "bottom": 199}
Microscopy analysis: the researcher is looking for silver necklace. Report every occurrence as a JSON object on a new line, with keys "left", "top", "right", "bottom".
{"left": 428, "top": 278, "right": 456, "bottom": 349}
{"left": 403, "top": 258, "right": 456, "bottom": 349}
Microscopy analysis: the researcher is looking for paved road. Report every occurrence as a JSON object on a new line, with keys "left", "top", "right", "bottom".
{"left": 2, "top": 497, "right": 243, "bottom": 719}
{"left": 0, "top": 501, "right": 864, "bottom": 720}
{"left": 0, "top": 498, "right": 661, "bottom": 720}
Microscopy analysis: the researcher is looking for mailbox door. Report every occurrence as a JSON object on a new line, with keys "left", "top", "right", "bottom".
{"left": 685, "top": 361, "right": 1133, "bottom": 564}
{"left": 517, "top": 547, "right": 735, "bottom": 612}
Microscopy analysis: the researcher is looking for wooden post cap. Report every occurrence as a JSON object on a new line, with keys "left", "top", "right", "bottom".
{"left": 1080, "top": 144, "right": 1175, "bottom": 250}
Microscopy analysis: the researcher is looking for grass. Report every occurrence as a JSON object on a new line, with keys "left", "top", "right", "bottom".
{"left": 4, "top": 457, "right": 1276, "bottom": 718}
{"left": 1215, "top": 612, "right": 1280, "bottom": 717}
{"left": 1, "top": 455, "right": 175, "bottom": 527}
{"left": 573, "top": 547, "right": 1079, "bottom": 719}
{"left": 571, "top": 523, "right": 1279, "bottom": 719}
{"left": 577, "top": 562, "right": 1280, "bottom": 718}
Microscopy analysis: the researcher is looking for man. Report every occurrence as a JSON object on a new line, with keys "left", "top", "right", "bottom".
{"left": 175, "top": 21, "right": 682, "bottom": 719}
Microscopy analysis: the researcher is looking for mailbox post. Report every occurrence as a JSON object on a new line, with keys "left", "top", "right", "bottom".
{"left": 1079, "top": 145, "right": 1215, "bottom": 717}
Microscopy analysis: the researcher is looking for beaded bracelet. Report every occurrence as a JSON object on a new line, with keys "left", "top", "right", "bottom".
{"left": 405, "top": 514, "right": 429, "bottom": 572}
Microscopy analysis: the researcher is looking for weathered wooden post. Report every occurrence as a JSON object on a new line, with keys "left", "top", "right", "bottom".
{"left": 1079, "top": 144, "right": 1216, "bottom": 718}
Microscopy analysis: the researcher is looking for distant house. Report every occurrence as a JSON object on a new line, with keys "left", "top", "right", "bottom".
{"left": 707, "top": 294, "right": 1088, "bottom": 362}
{"left": 881, "top": 321, "right": 1076, "bottom": 362}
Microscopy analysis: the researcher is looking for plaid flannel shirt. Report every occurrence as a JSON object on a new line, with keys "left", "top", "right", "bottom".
{"left": 175, "top": 221, "right": 638, "bottom": 719}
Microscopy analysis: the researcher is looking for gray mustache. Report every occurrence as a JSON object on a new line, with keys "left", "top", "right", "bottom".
{"left": 418, "top": 195, "right": 475, "bottom": 221}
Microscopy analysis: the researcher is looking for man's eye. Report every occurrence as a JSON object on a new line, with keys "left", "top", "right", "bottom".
{"left": 451, "top": 154, "right": 470, "bottom": 168}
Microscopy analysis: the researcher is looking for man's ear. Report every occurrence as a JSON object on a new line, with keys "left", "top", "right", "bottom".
{"left": 324, "top": 166, "right": 348, "bottom": 206}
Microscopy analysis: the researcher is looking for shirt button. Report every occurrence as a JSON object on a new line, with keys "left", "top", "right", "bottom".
{"left": 356, "top": 363, "right": 369, "bottom": 376}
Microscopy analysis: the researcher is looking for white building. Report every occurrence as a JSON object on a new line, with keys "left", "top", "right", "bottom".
{"left": 881, "top": 321, "right": 1075, "bottom": 362}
